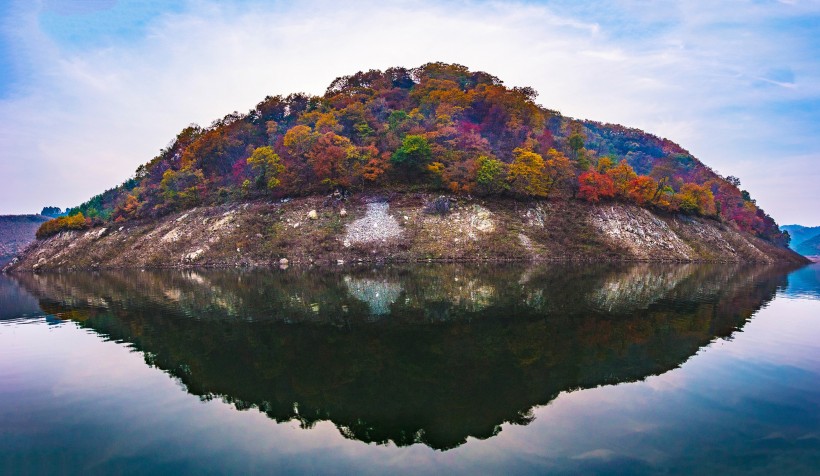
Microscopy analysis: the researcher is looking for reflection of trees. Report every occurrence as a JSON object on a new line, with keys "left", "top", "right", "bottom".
{"left": 15, "top": 263, "right": 792, "bottom": 450}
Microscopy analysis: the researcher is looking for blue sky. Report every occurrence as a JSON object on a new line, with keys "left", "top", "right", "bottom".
{"left": 1, "top": 0, "right": 819, "bottom": 224}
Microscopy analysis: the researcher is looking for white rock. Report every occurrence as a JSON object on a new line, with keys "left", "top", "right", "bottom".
{"left": 339, "top": 209, "right": 347, "bottom": 217}
{"left": 308, "top": 209, "right": 318, "bottom": 220}
{"left": 185, "top": 249, "right": 204, "bottom": 262}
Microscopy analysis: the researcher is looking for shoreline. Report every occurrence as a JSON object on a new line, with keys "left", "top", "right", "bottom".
{"left": 5, "top": 195, "right": 809, "bottom": 273}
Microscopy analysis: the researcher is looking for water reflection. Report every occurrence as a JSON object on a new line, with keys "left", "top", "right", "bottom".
{"left": 11, "top": 263, "right": 793, "bottom": 450}
{"left": 784, "top": 263, "right": 820, "bottom": 299}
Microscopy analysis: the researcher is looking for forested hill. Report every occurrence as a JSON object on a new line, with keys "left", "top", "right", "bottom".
{"left": 38, "top": 63, "right": 788, "bottom": 246}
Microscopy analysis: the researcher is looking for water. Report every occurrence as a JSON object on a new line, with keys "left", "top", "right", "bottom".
{"left": 1, "top": 263, "right": 819, "bottom": 475}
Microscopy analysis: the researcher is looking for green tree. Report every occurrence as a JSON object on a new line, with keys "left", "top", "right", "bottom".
{"left": 391, "top": 135, "right": 432, "bottom": 175}
{"left": 568, "top": 122, "right": 586, "bottom": 167}
{"left": 474, "top": 155, "right": 508, "bottom": 195}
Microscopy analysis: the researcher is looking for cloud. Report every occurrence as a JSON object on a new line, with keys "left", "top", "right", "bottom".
{"left": 0, "top": 0, "right": 818, "bottom": 223}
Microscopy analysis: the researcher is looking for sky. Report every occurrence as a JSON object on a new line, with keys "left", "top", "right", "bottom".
{"left": 0, "top": 0, "right": 818, "bottom": 225}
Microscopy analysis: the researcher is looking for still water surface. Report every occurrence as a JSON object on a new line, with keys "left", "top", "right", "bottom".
{"left": 1, "top": 263, "right": 819, "bottom": 474}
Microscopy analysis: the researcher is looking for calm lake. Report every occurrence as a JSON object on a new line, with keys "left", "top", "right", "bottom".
{"left": 2, "top": 263, "right": 819, "bottom": 475}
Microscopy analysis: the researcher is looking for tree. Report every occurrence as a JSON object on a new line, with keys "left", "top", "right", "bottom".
{"left": 596, "top": 156, "right": 614, "bottom": 173}
{"left": 246, "top": 146, "right": 286, "bottom": 191}
{"left": 606, "top": 160, "right": 638, "bottom": 198}
{"left": 568, "top": 122, "right": 588, "bottom": 169}
{"left": 160, "top": 168, "right": 205, "bottom": 208}
{"left": 543, "top": 148, "right": 575, "bottom": 198}
{"left": 307, "top": 133, "right": 356, "bottom": 189}
{"left": 391, "top": 134, "right": 432, "bottom": 176}
{"left": 626, "top": 176, "right": 658, "bottom": 206}
{"left": 40, "top": 206, "right": 63, "bottom": 217}
{"left": 507, "top": 148, "right": 548, "bottom": 197}
{"left": 283, "top": 125, "right": 317, "bottom": 159}
{"left": 577, "top": 171, "right": 615, "bottom": 203}
{"left": 676, "top": 183, "right": 716, "bottom": 216}
{"left": 474, "top": 155, "right": 508, "bottom": 195}
{"left": 36, "top": 212, "right": 89, "bottom": 239}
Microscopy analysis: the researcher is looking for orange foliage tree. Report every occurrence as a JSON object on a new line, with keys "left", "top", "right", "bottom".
{"left": 578, "top": 171, "right": 615, "bottom": 202}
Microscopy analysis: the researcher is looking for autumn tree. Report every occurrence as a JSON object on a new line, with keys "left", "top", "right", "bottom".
{"left": 507, "top": 148, "right": 548, "bottom": 197}
{"left": 577, "top": 171, "right": 615, "bottom": 203}
{"left": 283, "top": 125, "right": 318, "bottom": 159}
{"left": 36, "top": 212, "right": 89, "bottom": 239}
{"left": 606, "top": 160, "right": 638, "bottom": 198}
{"left": 543, "top": 148, "right": 575, "bottom": 198}
{"left": 626, "top": 176, "right": 658, "bottom": 206}
{"left": 160, "top": 168, "right": 205, "bottom": 209}
{"left": 307, "top": 133, "right": 357, "bottom": 189}
{"left": 246, "top": 146, "right": 285, "bottom": 191}
{"left": 596, "top": 156, "right": 614, "bottom": 173}
{"left": 676, "top": 183, "right": 716, "bottom": 216}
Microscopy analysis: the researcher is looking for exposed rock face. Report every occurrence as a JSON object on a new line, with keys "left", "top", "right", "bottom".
{"left": 344, "top": 202, "right": 402, "bottom": 245}
{"left": 590, "top": 206, "right": 694, "bottom": 260}
{"left": 4, "top": 195, "right": 807, "bottom": 272}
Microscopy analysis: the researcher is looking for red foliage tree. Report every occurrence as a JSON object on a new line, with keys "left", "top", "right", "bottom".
{"left": 578, "top": 171, "right": 615, "bottom": 203}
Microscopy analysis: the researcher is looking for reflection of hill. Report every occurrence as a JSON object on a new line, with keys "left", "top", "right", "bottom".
{"left": 783, "top": 263, "right": 820, "bottom": 299}
{"left": 15, "top": 263, "right": 791, "bottom": 450}
{"left": 0, "top": 275, "right": 42, "bottom": 320}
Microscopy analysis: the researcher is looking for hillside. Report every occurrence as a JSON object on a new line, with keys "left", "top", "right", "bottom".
{"left": 14, "top": 62, "right": 802, "bottom": 269}
{"left": 5, "top": 194, "right": 806, "bottom": 272}
{"left": 0, "top": 215, "right": 49, "bottom": 266}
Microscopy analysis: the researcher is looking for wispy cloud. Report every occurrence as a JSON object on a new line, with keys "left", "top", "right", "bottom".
{"left": 1, "top": 0, "right": 818, "bottom": 224}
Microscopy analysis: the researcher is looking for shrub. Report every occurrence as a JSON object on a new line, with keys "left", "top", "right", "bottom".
{"left": 424, "top": 196, "right": 452, "bottom": 215}
{"left": 36, "top": 212, "right": 89, "bottom": 239}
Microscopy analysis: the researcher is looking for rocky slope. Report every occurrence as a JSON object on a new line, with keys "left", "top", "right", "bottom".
{"left": 5, "top": 194, "right": 806, "bottom": 272}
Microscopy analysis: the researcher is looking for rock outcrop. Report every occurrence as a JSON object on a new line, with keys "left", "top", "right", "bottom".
{"left": 4, "top": 194, "right": 808, "bottom": 272}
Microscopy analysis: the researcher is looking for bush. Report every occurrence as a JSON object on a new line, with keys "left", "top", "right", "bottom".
{"left": 36, "top": 213, "right": 89, "bottom": 239}
{"left": 424, "top": 196, "right": 452, "bottom": 215}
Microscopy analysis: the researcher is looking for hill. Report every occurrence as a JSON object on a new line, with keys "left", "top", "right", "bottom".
{"left": 795, "top": 234, "right": 820, "bottom": 258}
{"left": 781, "top": 224, "right": 820, "bottom": 256}
{"left": 13, "top": 63, "right": 803, "bottom": 269}
{"left": 0, "top": 215, "right": 49, "bottom": 266}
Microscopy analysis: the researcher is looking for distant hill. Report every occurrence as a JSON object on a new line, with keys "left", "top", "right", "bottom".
{"left": 795, "top": 234, "right": 820, "bottom": 257}
{"left": 0, "top": 215, "right": 49, "bottom": 266}
{"left": 780, "top": 225, "right": 820, "bottom": 256}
